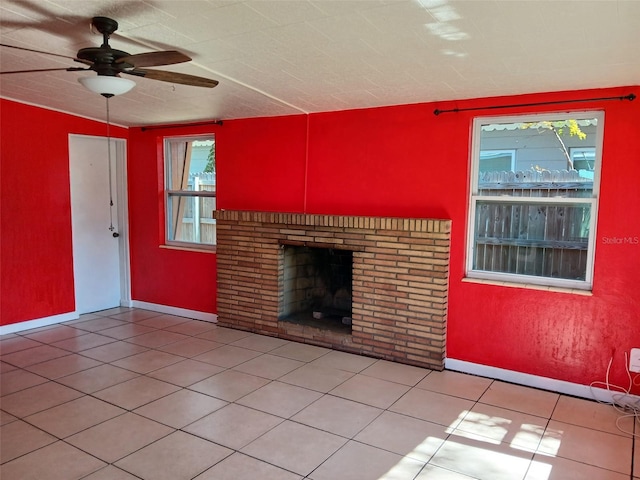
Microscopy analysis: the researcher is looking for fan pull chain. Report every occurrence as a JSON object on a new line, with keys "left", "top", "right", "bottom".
{"left": 106, "top": 96, "right": 115, "bottom": 232}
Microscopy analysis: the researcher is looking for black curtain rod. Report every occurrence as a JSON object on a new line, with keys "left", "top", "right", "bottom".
{"left": 140, "top": 120, "right": 223, "bottom": 131}
{"left": 433, "top": 93, "right": 635, "bottom": 116}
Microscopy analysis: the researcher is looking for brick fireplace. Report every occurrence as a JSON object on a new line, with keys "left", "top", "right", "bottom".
{"left": 214, "top": 210, "right": 451, "bottom": 370}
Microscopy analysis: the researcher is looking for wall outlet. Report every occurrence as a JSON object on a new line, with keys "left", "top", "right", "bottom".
{"left": 630, "top": 348, "right": 640, "bottom": 373}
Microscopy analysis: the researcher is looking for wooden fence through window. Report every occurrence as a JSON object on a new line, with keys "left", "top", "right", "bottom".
{"left": 474, "top": 169, "right": 593, "bottom": 280}
{"left": 178, "top": 172, "right": 216, "bottom": 244}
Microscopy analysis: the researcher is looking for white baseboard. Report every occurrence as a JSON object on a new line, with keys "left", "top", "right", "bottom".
{"left": 445, "top": 358, "right": 638, "bottom": 403}
{"left": 1, "top": 303, "right": 217, "bottom": 335}
{"left": 131, "top": 300, "right": 218, "bottom": 323}
{"left": 0, "top": 311, "right": 79, "bottom": 335}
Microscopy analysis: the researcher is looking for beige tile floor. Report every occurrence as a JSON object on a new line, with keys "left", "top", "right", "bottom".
{"left": 0, "top": 307, "right": 637, "bottom": 480}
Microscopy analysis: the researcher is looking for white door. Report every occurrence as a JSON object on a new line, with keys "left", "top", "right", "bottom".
{"left": 69, "top": 135, "right": 129, "bottom": 314}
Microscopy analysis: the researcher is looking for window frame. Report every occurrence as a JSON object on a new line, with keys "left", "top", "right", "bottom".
{"left": 479, "top": 149, "right": 516, "bottom": 172}
{"left": 466, "top": 111, "right": 604, "bottom": 290}
{"left": 163, "top": 134, "right": 216, "bottom": 251}
{"left": 570, "top": 146, "right": 597, "bottom": 172}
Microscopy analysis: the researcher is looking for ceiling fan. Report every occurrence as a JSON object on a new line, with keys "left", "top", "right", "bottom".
{"left": 0, "top": 16, "right": 219, "bottom": 95}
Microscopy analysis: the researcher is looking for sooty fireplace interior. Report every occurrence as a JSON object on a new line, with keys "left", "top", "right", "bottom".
{"left": 280, "top": 246, "right": 353, "bottom": 334}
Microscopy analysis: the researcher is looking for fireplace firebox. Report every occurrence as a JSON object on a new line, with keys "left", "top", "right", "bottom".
{"left": 280, "top": 245, "right": 353, "bottom": 334}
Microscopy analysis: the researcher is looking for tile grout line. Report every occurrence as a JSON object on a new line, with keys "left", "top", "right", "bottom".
{"left": 2, "top": 309, "right": 637, "bottom": 479}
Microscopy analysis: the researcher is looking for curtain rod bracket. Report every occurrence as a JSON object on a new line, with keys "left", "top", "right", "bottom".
{"left": 433, "top": 93, "right": 635, "bottom": 116}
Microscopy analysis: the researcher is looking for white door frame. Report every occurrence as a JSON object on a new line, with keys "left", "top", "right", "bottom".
{"left": 69, "top": 133, "right": 131, "bottom": 312}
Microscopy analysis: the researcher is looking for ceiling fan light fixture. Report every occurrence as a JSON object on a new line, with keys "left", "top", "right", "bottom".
{"left": 78, "top": 75, "right": 136, "bottom": 97}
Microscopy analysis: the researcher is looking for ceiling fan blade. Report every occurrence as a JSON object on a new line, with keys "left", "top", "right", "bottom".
{"left": 117, "top": 51, "right": 191, "bottom": 68}
{"left": 0, "top": 67, "right": 89, "bottom": 74}
{"left": 0, "top": 43, "right": 94, "bottom": 66}
{"left": 125, "top": 68, "right": 218, "bottom": 88}
{"left": 0, "top": 43, "right": 77, "bottom": 61}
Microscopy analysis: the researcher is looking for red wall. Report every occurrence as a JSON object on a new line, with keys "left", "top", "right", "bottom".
{"left": 217, "top": 115, "right": 308, "bottom": 212}
{"left": 126, "top": 115, "right": 308, "bottom": 313}
{"left": 1, "top": 99, "right": 127, "bottom": 325}
{"left": 127, "top": 124, "right": 226, "bottom": 313}
{"left": 444, "top": 89, "right": 640, "bottom": 390}
{"left": 213, "top": 86, "right": 640, "bottom": 390}
{"left": 4, "top": 85, "right": 639, "bottom": 392}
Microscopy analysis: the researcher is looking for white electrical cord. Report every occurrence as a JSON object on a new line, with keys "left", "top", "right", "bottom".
{"left": 590, "top": 352, "right": 640, "bottom": 437}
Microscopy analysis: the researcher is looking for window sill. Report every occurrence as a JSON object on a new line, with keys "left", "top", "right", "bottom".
{"left": 461, "top": 277, "right": 592, "bottom": 296}
{"left": 160, "top": 244, "right": 217, "bottom": 254}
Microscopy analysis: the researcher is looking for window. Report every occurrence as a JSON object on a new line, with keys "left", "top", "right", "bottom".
{"left": 164, "top": 135, "right": 216, "bottom": 248}
{"left": 467, "top": 112, "right": 603, "bottom": 289}
{"left": 570, "top": 147, "right": 596, "bottom": 180}
{"left": 479, "top": 150, "right": 515, "bottom": 173}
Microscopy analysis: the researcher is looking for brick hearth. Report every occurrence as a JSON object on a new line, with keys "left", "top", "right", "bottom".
{"left": 214, "top": 210, "right": 451, "bottom": 370}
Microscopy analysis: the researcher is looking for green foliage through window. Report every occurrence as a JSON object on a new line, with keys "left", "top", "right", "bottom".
{"left": 204, "top": 142, "right": 215, "bottom": 173}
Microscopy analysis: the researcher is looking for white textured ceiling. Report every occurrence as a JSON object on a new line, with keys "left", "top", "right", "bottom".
{"left": 0, "top": 0, "right": 638, "bottom": 127}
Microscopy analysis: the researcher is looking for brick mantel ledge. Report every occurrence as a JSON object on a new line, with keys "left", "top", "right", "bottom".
{"left": 214, "top": 210, "right": 450, "bottom": 233}
{"left": 213, "top": 210, "right": 451, "bottom": 370}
